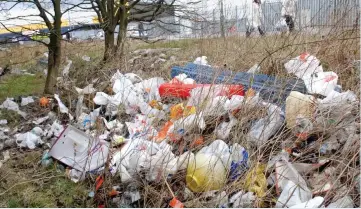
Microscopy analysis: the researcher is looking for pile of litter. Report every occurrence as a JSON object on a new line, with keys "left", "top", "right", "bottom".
{"left": 0, "top": 53, "right": 359, "bottom": 208}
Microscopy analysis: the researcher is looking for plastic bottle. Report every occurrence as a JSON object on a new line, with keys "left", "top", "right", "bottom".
{"left": 186, "top": 153, "right": 227, "bottom": 192}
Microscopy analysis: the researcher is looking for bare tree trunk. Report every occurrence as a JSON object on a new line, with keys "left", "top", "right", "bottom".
{"left": 103, "top": 29, "right": 115, "bottom": 61}
{"left": 44, "top": 0, "right": 62, "bottom": 94}
{"left": 219, "top": 0, "right": 225, "bottom": 38}
{"left": 116, "top": 6, "right": 128, "bottom": 59}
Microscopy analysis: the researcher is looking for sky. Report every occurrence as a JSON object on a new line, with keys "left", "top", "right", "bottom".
{"left": 0, "top": 0, "right": 282, "bottom": 27}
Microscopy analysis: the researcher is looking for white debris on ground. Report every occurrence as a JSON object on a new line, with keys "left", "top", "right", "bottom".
{"left": 0, "top": 54, "right": 358, "bottom": 208}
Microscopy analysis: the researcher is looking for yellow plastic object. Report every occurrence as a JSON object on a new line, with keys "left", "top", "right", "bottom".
{"left": 170, "top": 103, "right": 196, "bottom": 120}
{"left": 149, "top": 100, "right": 162, "bottom": 110}
{"left": 186, "top": 153, "right": 227, "bottom": 192}
{"left": 183, "top": 106, "right": 196, "bottom": 116}
{"left": 245, "top": 88, "right": 256, "bottom": 99}
{"left": 245, "top": 164, "right": 267, "bottom": 197}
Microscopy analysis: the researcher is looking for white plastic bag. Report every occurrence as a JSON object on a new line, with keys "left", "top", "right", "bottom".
{"left": 93, "top": 92, "right": 111, "bottom": 105}
{"left": 134, "top": 77, "right": 165, "bottom": 101}
{"left": 125, "top": 73, "right": 142, "bottom": 84}
{"left": 171, "top": 112, "right": 206, "bottom": 133}
{"left": 15, "top": 131, "right": 44, "bottom": 149}
{"left": 229, "top": 191, "right": 256, "bottom": 208}
{"left": 54, "top": 94, "right": 68, "bottom": 114}
{"left": 303, "top": 71, "right": 338, "bottom": 96}
{"left": 215, "top": 116, "right": 237, "bottom": 140}
{"left": 0, "top": 98, "right": 26, "bottom": 117}
{"left": 193, "top": 56, "right": 210, "bottom": 66}
{"left": 224, "top": 95, "right": 244, "bottom": 111}
{"left": 320, "top": 90, "right": 357, "bottom": 108}
{"left": 247, "top": 104, "right": 284, "bottom": 146}
{"left": 284, "top": 53, "right": 323, "bottom": 79}
{"left": 275, "top": 160, "right": 312, "bottom": 208}
{"left": 174, "top": 73, "right": 196, "bottom": 84}
{"left": 21, "top": 96, "right": 34, "bottom": 106}
{"left": 68, "top": 168, "right": 86, "bottom": 183}
{"left": 197, "top": 139, "right": 230, "bottom": 166}
{"left": 289, "top": 196, "right": 324, "bottom": 208}
{"left": 327, "top": 196, "right": 354, "bottom": 208}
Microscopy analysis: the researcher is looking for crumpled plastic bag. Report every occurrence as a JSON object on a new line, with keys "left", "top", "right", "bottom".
{"left": 327, "top": 196, "right": 354, "bottom": 208}
{"left": 215, "top": 115, "right": 237, "bottom": 140}
{"left": 224, "top": 95, "right": 244, "bottom": 111}
{"left": 93, "top": 92, "right": 111, "bottom": 105}
{"left": 171, "top": 112, "right": 206, "bottom": 134}
{"left": 125, "top": 73, "right": 142, "bottom": 84}
{"left": 21, "top": 96, "right": 34, "bottom": 106}
{"left": 47, "top": 120, "right": 64, "bottom": 138}
{"left": 229, "top": 143, "right": 249, "bottom": 181}
{"left": 111, "top": 138, "right": 166, "bottom": 181}
{"left": 68, "top": 168, "right": 86, "bottom": 183}
{"left": 16, "top": 128, "right": 44, "bottom": 149}
{"left": 319, "top": 90, "right": 357, "bottom": 108}
{"left": 193, "top": 56, "right": 210, "bottom": 66}
{"left": 284, "top": 53, "right": 323, "bottom": 80}
{"left": 0, "top": 98, "right": 27, "bottom": 118}
{"left": 146, "top": 144, "right": 176, "bottom": 181}
{"left": 197, "top": 139, "right": 230, "bottom": 166}
{"left": 289, "top": 196, "right": 324, "bottom": 208}
{"left": 134, "top": 77, "right": 165, "bottom": 102}
{"left": 275, "top": 159, "right": 312, "bottom": 208}
{"left": 187, "top": 86, "right": 231, "bottom": 112}
{"left": 303, "top": 71, "right": 338, "bottom": 96}
{"left": 229, "top": 191, "right": 256, "bottom": 208}
{"left": 172, "top": 73, "right": 196, "bottom": 84}
{"left": 247, "top": 104, "right": 284, "bottom": 146}
{"left": 54, "top": 94, "right": 73, "bottom": 120}
{"left": 245, "top": 164, "right": 267, "bottom": 198}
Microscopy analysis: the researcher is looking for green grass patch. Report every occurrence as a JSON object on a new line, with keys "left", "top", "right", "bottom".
{"left": 0, "top": 74, "right": 45, "bottom": 101}
{"left": 0, "top": 151, "right": 93, "bottom": 208}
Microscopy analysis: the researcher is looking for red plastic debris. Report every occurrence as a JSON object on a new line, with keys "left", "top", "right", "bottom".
{"left": 159, "top": 83, "right": 244, "bottom": 99}
{"left": 170, "top": 197, "right": 184, "bottom": 208}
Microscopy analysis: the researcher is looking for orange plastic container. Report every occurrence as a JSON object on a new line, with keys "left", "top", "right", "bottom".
{"left": 159, "top": 83, "right": 244, "bottom": 99}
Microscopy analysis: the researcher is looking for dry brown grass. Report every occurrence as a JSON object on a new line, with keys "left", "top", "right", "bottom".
{"left": 0, "top": 26, "right": 359, "bottom": 208}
